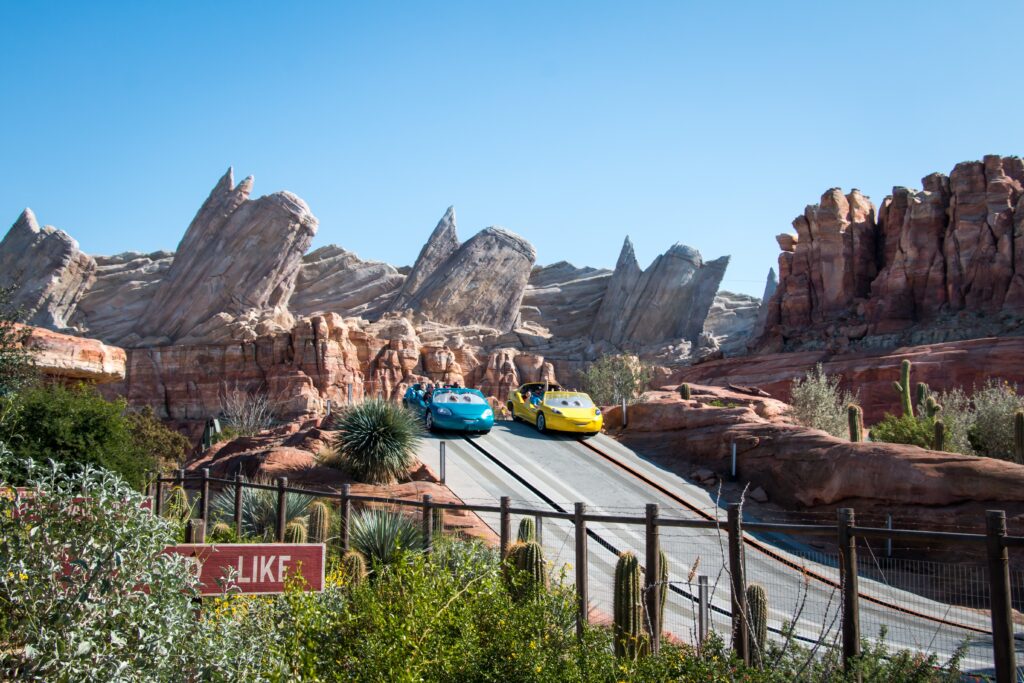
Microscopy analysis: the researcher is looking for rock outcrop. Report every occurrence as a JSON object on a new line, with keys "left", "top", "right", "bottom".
{"left": 18, "top": 324, "right": 126, "bottom": 383}
{"left": 756, "top": 155, "right": 1024, "bottom": 352}
{"left": 71, "top": 251, "right": 174, "bottom": 344}
{"left": 0, "top": 209, "right": 96, "bottom": 329}
{"left": 389, "top": 206, "right": 460, "bottom": 312}
{"left": 519, "top": 262, "right": 612, "bottom": 340}
{"left": 703, "top": 291, "right": 761, "bottom": 356}
{"left": 132, "top": 169, "right": 318, "bottom": 345}
{"left": 290, "top": 246, "right": 404, "bottom": 319}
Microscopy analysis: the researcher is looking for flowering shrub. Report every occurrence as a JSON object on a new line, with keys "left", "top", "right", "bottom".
{"left": 788, "top": 364, "right": 857, "bottom": 438}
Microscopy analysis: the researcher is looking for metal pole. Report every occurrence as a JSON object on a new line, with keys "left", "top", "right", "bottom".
{"left": 727, "top": 503, "right": 749, "bottom": 665}
{"left": 499, "top": 496, "right": 511, "bottom": 559}
{"left": 440, "top": 441, "right": 446, "bottom": 484}
{"left": 535, "top": 515, "right": 544, "bottom": 546}
{"left": 837, "top": 508, "right": 861, "bottom": 676}
{"left": 233, "top": 473, "right": 243, "bottom": 537}
{"left": 199, "top": 468, "right": 210, "bottom": 525}
{"left": 347, "top": 382, "right": 353, "bottom": 404}
{"left": 574, "top": 502, "right": 589, "bottom": 639}
{"left": 698, "top": 575, "right": 710, "bottom": 646}
{"left": 987, "top": 510, "right": 1016, "bottom": 683}
{"left": 645, "top": 503, "right": 661, "bottom": 654}
{"left": 622, "top": 397, "right": 628, "bottom": 428}
{"left": 731, "top": 441, "right": 737, "bottom": 480}
{"left": 340, "top": 484, "right": 351, "bottom": 552}
{"left": 885, "top": 514, "right": 893, "bottom": 559}
{"left": 422, "top": 494, "right": 433, "bottom": 555}
{"left": 276, "top": 477, "right": 288, "bottom": 543}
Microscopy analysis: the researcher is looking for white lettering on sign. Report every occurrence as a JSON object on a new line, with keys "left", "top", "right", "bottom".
{"left": 235, "top": 554, "right": 295, "bottom": 584}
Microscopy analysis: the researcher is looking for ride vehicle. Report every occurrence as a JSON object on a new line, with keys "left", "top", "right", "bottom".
{"left": 507, "top": 382, "right": 603, "bottom": 436}
{"left": 422, "top": 387, "right": 494, "bottom": 434}
{"left": 402, "top": 383, "right": 426, "bottom": 410}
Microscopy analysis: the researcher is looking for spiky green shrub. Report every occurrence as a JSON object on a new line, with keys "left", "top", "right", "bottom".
{"left": 341, "top": 550, "right": 368, "bottom": 585}
{"left": 329, "top": 400, "right": 423, "bottom": 484}
{"left": 516, "top": 517, "right": 536, "bottom": 543}
{"left": 613, "top": 551, "right": 646, "bottom": 660}
{"left": 746, "top": 583, "right": 768, "bottom": 667}
{"left": 307, "top": 501, "right": 332, "bottom": 544}
{"left": 788, "top": 364, "right": 857, "bottom": 438}
{"left": 209, "top": 477, "right": 315, "bottom": 541}
{"left": 350, "top": 508, "right": 423, "bottom": 567}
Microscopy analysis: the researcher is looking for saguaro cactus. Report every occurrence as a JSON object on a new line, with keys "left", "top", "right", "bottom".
{"left": 505, "top": 541, "right": 547, "bottom": 601}
{"left": 893, "top": 359, "right": 914, "bottom": 417}
{"left": 307, "top": 501, "right": 331, "bottom": 545}
{"left": 517, "top": 517, "right": 536, "bottom": 543}
{"left": 657, "top": 549, "right": 669, "bottom": 636}
{"left": 341, "top": 550, "right": 367, "bottom": 585}
{"left": 933, "top": 418, "right": 946, "bottom": 452}
{"left": 924, "top": 396, "right": 942, "bottom": 418}
{"left": 613, "top": 551, "right": 646, "bottom": 659}
{"left": 679, "top": 383, "right": 692, "bottom": 400}
{"left": 284, "top": 520, "right": 308, "bottom": 544}
{"left": 1015, "top": 410, "right": 1024, "bottom": 465}
{"left": 746, "top": 583, "right": 769, "bottom": 667}
{"left": 847, "top": 404, "right": 864, "bottom": 442}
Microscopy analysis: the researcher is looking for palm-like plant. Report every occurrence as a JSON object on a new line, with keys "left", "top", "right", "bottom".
{"left": 331, "top": 400, "right": 423, "bottom": 484}
{"left": 210, "top": 477, "right": 315, "bottom": 540}
{"left": 350, "top": 508, "right": 423, "bottom": 566}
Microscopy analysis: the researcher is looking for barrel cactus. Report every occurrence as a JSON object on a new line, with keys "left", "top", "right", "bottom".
{"left": 893, "top": 360, "right": 913, "bottom": 417}
{"left": 847, "top": 404, "right": 863, "bottom": 443}
{"left": 746, "top": 583, "right": 769, "bottom": 667}
{"left": 613, "top": 551, "right": 647, "bottom": 659}
{"left": 209, "top": 521, "right": 234, "bottom": 540}
{"left": 284, "top": 520, "right": 308, "bottom": 544}
{"left": 517, "top": 517, "right": 536, "bottom": 543}
{"left": 504, "top": 541, "right": 547, "bottom": 601}
{"left": 679, "top": 383, "right": 692, "bottom": 400}
{"left": 307, "top": 501, "right": 332, "bottom": 544}
{"left": 341, "top": 549, "right": 368, "bottom": 585}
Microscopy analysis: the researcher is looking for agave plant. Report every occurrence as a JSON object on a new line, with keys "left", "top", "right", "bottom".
{"left": 331, "top": 399, "right": 423, "bottom": 484}
{"left": 210, "top": 476, "right": 315, "bottom": 540}
{"left": 350, "top": 508, "right": 423, "bottom": 566}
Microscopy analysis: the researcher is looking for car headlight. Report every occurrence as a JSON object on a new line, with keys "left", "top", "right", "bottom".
{"left": 595, "top": 408, "right": 602, "bottom": 416}
{"left": 437, "top": 407, "right": 453, "bottom": 416}
{"left": 482, "top": 408, "right": 493, "bottom": 418}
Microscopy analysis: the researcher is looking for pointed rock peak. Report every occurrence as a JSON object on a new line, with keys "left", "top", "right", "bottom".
{"left": 615, "top": 236, "right": 639, "bottom": 270}
{"left": 237, "top": 175, "right": 255, "bottom": 196}
{"left": 13, "top": 208, "right": 40, "bottom": 233}
{"left": 429, "top": 206, "right": 458, "bottom": 243}
{"left": 214, "top": 167, "right": 234, "bottom": 193}
{"left": 767, "top": 267, "right": 777, "bottom": 284}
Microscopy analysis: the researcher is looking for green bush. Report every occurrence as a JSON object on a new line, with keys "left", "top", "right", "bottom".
{"left": 0, "top": 286, "right": 37, "bottom": 401}
{"left": 350, "top": 508, "right": 423, "bottom": 567}
{"left": 789, "top": 364, "right": 857, "bottom": 438}
{"left": 209, "top": 476, "right": 315, "bottom": 541}
{"left": 578, "top": 354, "right": 652, "bottom": 406}
{"left": 870, "top": 413, "right": 936, "bottom": 449}
{"left": 0, "top": 384, "right": 157, "bottom": 489}
{"left": 124, "top": 406, "right": 191, "bottom": 472}
{"left": 967, "top": 379, "right": 1024, "bottom": 459}
{"left": 328, "top": 399, "right": 423, "bottom": 484}
{"left": 932, "top": 387, "right": 975, "bottom": 455}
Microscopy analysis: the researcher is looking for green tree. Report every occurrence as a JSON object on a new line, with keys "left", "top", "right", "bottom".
{"left": 579, "top": 354, "right": 652, "bottom": 406}
{"left": 124, "top": 406, "right": 191, "bottom": 473}
{"left": 0, "top": 286, "right": 36, "bottom": 400}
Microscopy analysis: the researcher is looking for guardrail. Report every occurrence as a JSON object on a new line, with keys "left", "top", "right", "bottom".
{"left": 150, "top": 468, "right": 1022, "bottom": 682}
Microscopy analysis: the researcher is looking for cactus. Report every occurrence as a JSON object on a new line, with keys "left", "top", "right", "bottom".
{"left": 341, "top": 549, "right": 367, "bottom": 585}
{"left": 431, "top": 506, "right": 444, "bottom": 534}
{"left": 613, "top": 551, "right": 647, "bottom": 659}
{"left": 164, "top": 486, "right": 191, "bottom": 524}
{"left": 504, "top": 541, "right": 547, "bottom": 601}
{"left": 210, "top": 521, "right": 234, "bottom": 539}
{"left": 893, "top": 359, "right": 914, "bottom": 417}
{"left": 657, "top": 549, "right": 669, "bottom": 638}
{"left": 933, "top": 418, "right": 946, "bottom": 452}
{"left": 679, "top": 383, "right": 692, "bottom": 400}
{"left": 284, "top": 520, "right": 308, "bottom": 544}
{"left": 517, "top": 517, "right": 536, "bottom": 543}
{"left": 1015, "top": 410, "right": 1024, "bottom": 465}
{"left": 915, "top": 382, "right": 930, "bottom": 411}
{"left": 746, "top": 583, "right": 769, "bottom": 667}
{"left": 847, "top": 404, "right": 864, "bottom": 442}
{"left": 924, "top": 395, "right": 942, "bottom": 418}
{"left": 307, "top": 501, "right": 331, "bottom": 544}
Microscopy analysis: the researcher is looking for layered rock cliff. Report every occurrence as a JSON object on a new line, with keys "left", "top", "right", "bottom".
{"left": 755, "top": 154, "right": 1024, "bottom": 353}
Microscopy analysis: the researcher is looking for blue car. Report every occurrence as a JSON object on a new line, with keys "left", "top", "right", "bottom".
{"left": 421, "top": 387, "right": 494, "bottom": 434}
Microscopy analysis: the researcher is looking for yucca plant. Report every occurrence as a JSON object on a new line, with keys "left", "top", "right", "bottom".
{"left": 209, "top": 476, "right": 315, "bottom": 541}
{"left": 330, "top": 399, "right": 424, "bottom": 484}
{"left": 350, "top": 508, "right": 423, "bottom": 567}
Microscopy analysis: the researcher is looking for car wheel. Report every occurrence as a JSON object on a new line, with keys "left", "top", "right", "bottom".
{"left": 425, "top": 411, "right": 436, "bottom": 433}
{"left": 536, "top": 413, "right": 546, "bottom": 433}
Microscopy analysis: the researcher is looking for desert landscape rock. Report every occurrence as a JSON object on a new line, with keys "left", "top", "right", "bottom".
{"left": 70, "top": 251, "right": 174, "bottom": 343}
{"left": 17, "top": 324, "right": 126, "bottom": 383}
{"left": 290, "top": 245, "right": 404, "bottom": 320}
{"left": 0, "top": 209, "right": 96, "bottom": 329}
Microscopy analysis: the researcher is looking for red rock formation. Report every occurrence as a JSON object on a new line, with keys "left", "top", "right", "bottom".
{"left": 19, "top": 324, "right": 126, "bottom": 383}
{"left": 756, "top": 155, "right": 1024, "bottom": 352}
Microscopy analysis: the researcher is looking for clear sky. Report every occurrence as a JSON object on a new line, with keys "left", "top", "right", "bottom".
{"left": 2, "top": 2, "right": 1022, "bottom": 297}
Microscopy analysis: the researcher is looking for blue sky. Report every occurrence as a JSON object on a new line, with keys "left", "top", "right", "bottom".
{"left": 2, "top": 1, "right": 1022, "bottom": 297}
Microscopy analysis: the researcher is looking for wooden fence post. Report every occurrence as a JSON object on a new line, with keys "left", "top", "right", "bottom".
{"left": 499, "top": 496, "right": 511, "bottom": 559}
{"left": 155, "top": 473, "right": 164, "bottom": 517}
{"left": 199, "top": 468, "right": 210, "bottom": 525}
{"left": 987, "top": 510, "right": 1017, "bottom": 683}
{"left": 422, "top": 494, "right": 433, "bottom": 555}
{"left": 645, "top": 503, "right": 661, "bottom": 654}
{"left": 186, "top": 518, "right": 206, "bottom": 543}
{"left": 340, "top": 484, "right": 351, "bottom": 552}
{"left": 837, "top": 507, "right": 861, "bottom": 676}
{"left": 276, "top": 477, "right": 288, "bottom": 543}
{"left": 727, "top": 503, "right": 748, "bottom": 665}
{"left": 233, "top": 473, "right": 243, "bottom": 537}
{"left": 574, "top": 502, "right": 589, "bottom": 639}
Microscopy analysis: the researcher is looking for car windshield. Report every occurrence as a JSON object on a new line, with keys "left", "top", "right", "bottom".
{"left": 544, "top": 395, "right": 595, "bottom": 409}
{"left": 435, "top": 391, "right": 486, "bottom": 405}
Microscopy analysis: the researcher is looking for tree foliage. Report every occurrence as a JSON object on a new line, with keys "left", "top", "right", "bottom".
{"left": 788, "top": 364, "right": 857, "bottom": 438}
{"left": 0, "top": 286, "right": 36, "bottom": 400}
{"left": 578, "top": 354, "right": 652, "bottom": 406}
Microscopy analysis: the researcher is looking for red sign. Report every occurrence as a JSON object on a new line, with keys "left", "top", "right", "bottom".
{"left": 163, "top": 544, "right": 325, "bottom": 595}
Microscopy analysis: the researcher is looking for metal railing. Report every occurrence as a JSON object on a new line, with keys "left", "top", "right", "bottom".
{"left": 150, "top": 469, "right": 1023, "bottom": 683}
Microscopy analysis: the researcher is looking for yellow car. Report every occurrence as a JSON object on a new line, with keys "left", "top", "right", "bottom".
{"left": 507, "top": 382, "right": 603, "bottom": 436}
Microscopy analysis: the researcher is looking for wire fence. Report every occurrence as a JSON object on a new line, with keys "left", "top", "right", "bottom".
{"left": 153, "top": 469, "right": 1024, "bottom": 681}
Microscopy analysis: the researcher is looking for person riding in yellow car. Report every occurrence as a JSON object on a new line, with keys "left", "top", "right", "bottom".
{"left": 507, "top": 382, "right": 603, "bottom": 436}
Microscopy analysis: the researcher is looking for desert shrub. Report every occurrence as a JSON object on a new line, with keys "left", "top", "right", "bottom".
{"left": 0, "top": 286, "right": 36, "bottom": 401}
{"left": 350, "top": 508, "right": 423, "bottom": 567}
{"left": 220, "top": 385, "right": 275, "bottom": 436}
{"left": 209, "top": 476, "right": 315, "bottom": 541}
{"left": 329, "top": 399, "right": 422, "bottom": 484}
{"left": 870, "top": 413, "right": 936, "bottom": 449}
{"left": 789, "top": 364, "right": 857, "bottom": 438}
{"left": 124, "top": 406, "right": 191, "bottom": 472}
{"left": 967, "top": 379, "right": 1024, "bottom": 459}
{"left": 932, "top": 387, "right": 975, "bottom": 455}
{"left": 0, "top": 383, "right": 155, "bottom": 489}
{"left": 578, "top": 354, "right": 652, "bottom": 406}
